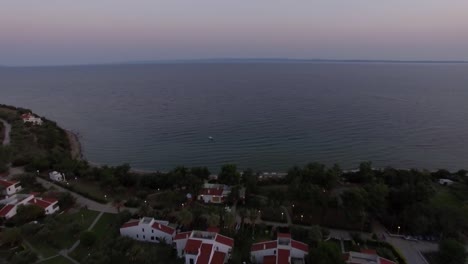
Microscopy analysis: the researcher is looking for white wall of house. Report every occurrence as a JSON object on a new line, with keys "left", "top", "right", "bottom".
{"left": 3, "top": 184, "right": 22, "bottom": 196}
{"left": 251, "top": 248, "right": 277, "bottom": 263}
{"left": 44, "top": 202, "right": 60, "bottom": 215}
{"left": 291, "top": 248, "right": 307, "bottom": 259}
{"left": 120, "top": 220, "right": 174, "bottom": 244}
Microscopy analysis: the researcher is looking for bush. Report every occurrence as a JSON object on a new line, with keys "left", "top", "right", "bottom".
{"left": 10, "top": 249, "right": 37, "bottom": 264}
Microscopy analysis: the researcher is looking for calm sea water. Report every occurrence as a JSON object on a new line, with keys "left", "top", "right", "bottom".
{"left": 1, "top": 63, "right": 468, "bottom": 172}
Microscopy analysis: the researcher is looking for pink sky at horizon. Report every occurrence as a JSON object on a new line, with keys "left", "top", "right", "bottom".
{"left": 1, "top": 1, "right": 468, "bottom": 66}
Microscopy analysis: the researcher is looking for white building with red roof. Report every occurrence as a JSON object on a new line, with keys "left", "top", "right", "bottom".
{"left": 0, "top": 179, "right": 22, "bottom": 196}
{"left": 251, "top": 233, "right": 309, "bottom": 264}
{"left": 197, "top": 183, "right": 230, "bottom": 204}
{"left": 120, "top": 217, "right": 176, "bottom": 244}
{"left": 20, "top": 113, "right": 43, "bottom": 125}
{"left": 173, "top": 230, "right": 234, "bottom": 264}
{"left": 0, "top": 194, "right": 59, "bottom": 219}
{"left": 343, "top": 250, "right": 396, "bottom": 264}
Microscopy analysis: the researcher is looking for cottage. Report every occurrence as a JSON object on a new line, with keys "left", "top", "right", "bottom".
{"left": 0, "top": 179, "right": 22, "bottom": 196}
{"left": 20, "top": 113, "right": 43, "bottom": 125}
{"left": 0, "top": 194, "right": 59, "bottom": 219}
{"left": 49, "top": 171, "right": 66, "bottom": 182}
{"left": 173, "top": 230, "right": 234, "bottom": 264}
{"left": 198, "top": 184, "right": 227, "bottom": 204}
{"left": 120, "top": 217, "right": 176, "bottom": 244}
{"left": 438, "top": 178, "right": 454, "bottom": 186}
{"left": 251, "top": 233, "right": 309, "bottom": 264}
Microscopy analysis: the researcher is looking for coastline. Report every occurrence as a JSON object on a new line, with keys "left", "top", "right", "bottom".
{"left": 65, "top": 129, "right": 83, "bottom": 160}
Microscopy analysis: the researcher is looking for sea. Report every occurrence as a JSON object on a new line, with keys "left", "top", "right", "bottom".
{"left": 1, "top": 62, "right": 468, "bottom": 172}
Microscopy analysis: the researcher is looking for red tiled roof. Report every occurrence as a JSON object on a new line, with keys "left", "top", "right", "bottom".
{"left": 379, "top": 258, "right": 397, "bottom": 264}
{"left": 185, "top": 239, "right": 203, "bottom": 255}
{"left": 0, "top": 204, "right": 15, "bottom": 217}
{"left": 251, "top": 241, "right": 277, "bottom": 251}
{"left": 196, "top": 243, "right": 213, "bottom": 264}
{"left": 210, "top": 251, "right": 226, "bottom": 264}
{"left": 277, "top": 249, "right": 290, "bottom": 264}
{"left": 152, "top": 222, "right": 175, "bottom": 235}
{"left": 174, "top": 231, "right": 192, "bottom": 240}
{"left": 277, "top": 233, "right": 291, "bottom": 238}
{"left": 215, "top": 234, "right": 234, "bottom": 247}
{"left": 263, "top": 255, "right": 277, "bottom": 264}
{"left": 21, "top": 113, "right": 32, "bottom": 119}
{"left": 28, "top": 198, "right": 54, "bottom": 209}
{"left": 41, "top": 197, "right": 58, "bottom": 204}
{"left": 0, "top": 179, "right": 17, "bottom": 188}
{"left": 291, "top": 240, "right": 309, "bottom": 252}
{"left": 199, "top": 188, "right": 224, "bottom": 196}
{"left": 120, "top": 221, "right": 139, "bottom": 229}
{"left": 361, "top": 249, "right": 377, "bottom": 255}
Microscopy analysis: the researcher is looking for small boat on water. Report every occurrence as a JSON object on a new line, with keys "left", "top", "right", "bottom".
{"left": 208, "top": 136, "right": 214, "bottom": 141}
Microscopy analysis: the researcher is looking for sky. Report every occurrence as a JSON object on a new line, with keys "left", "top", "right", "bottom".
{"left": 1, "top": 1, "right": 468, "bottom": 66}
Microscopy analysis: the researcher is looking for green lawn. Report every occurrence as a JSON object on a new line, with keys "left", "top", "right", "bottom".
{"left": 70, "top": 212, "right": 118, "bottom": 262}
{"left": 37, "top": 255, "right": 74, "bottom": 264}
{"left": 26, "top": 209, "right": 100, "bottom": 258}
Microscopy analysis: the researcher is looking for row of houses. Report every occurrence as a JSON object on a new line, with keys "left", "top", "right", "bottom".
{"left": 120, "top": 217, "right": 236, "bottom": 264}
{"left": 0, "top": 193, "right": 59, "bottom": 219}
{"left": 120, "top": 217, "right": 310, "bottom": 264}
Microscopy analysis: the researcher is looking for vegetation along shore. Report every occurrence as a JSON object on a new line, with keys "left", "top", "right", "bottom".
{"left": 0, "top": 103, "right": 466, "bottom": 264}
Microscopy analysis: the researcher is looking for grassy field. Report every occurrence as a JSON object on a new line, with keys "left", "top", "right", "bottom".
{"left": 70, "top": 212, "right": 118, "bottom": 262}
{"left": 37, "top": 255, "right": 74, "bottom": 264}
{"left": 26, "top": 209, "right": 100, "bottom": 258}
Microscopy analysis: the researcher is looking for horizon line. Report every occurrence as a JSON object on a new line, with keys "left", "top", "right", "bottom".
{"left": 2, "top": 57, "right": 468, "bottom": 67}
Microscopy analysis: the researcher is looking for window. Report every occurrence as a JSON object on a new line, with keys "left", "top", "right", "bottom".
{"left": 136, "top": 235, "right": 139, "bottom": 238}
{"left": 274, "top": 250, "right": 276, "bottom": 255}
{"left": 190, "top": 259, "right": 194, "bottom": 264}
{"left": 152, "top": 230, "right": 154, "bottom": 233}
{"left": 151, "top": 236, "right": 154, "bottom": 240}
{"left": 142, "top": 228, "right": 144, "bottom": 232}
{"left": 143, "top": 235, "right": 146, "bottom": 239}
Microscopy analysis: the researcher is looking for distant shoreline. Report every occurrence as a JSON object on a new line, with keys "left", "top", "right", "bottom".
{"left": 3, "top": 58, "right": 468, "bottom": 67}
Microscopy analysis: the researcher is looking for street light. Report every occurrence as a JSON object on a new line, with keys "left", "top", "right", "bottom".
{"left": 397, "top": 226, "right": 401, "bottom": 235}
{"left": 281, "top": 212, "right": 284, "bottom": 220}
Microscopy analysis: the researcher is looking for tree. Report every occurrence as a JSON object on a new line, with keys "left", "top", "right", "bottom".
{"left": 308, "top": 225, "right": 323, "bottom": 244}
{"left": 243, "top": 168, "right": 258, "bottom": 194}
{"left": 309, "top": 241, "right": 345, "bottom": 264}
{"left": 341, "top": 188, "right": 367, "bottom": 224}
{"left": 206, "top": 213, "right": 220, "bottom": 227}
{"left": 190, "top": 167, "right": 210, "bottom": 180}
{"left": 365, "top": 183, "right": 389, "bottom": 216}
{"left": 178, "top": 209, "right": 193, "bottom": 227}
{"left": 1, "top": 228, "right": 22, "bottom": 247}
{"left": 218, "top": 164, "right": 240, "bottom": 185}
{"left": 80, "top": 231, "right": 97, "bottom": 247}
{"left": 357, "top": 161, "right": 374, "bottom": 183}
{"left": 13, "top": 204, "right": 45, "bottom": 225}
{"left": 438, "top": 239, "right": 466, "bottom": 264}
{"left": 223, "top": 212, "right": 236, "bottom": 231}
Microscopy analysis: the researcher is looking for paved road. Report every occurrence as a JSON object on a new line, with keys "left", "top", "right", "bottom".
{"left": 0, "top": 119, "right": 11, "bottom": 145}
{"left": 35, "top": 177, "right": 137, "bottom": 214}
